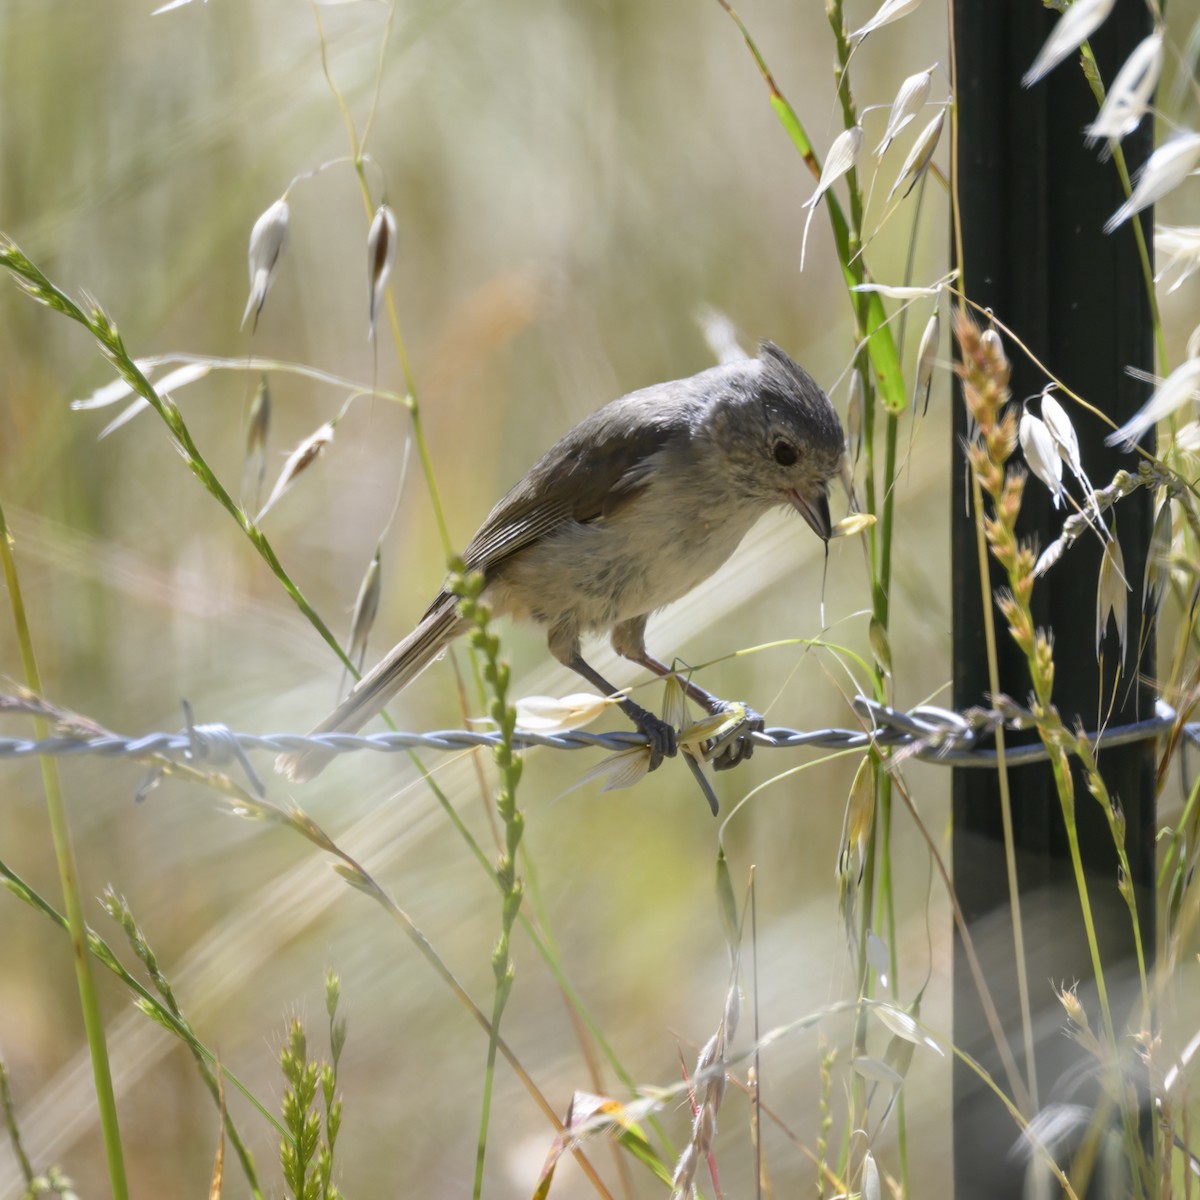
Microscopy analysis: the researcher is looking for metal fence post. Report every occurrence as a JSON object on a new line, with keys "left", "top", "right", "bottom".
{"left": 951, "top": 2, "right": 1157, "bottom": 1193}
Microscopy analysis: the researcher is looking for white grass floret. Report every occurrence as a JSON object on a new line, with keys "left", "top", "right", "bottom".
{"left": 1023, "top": 0, "right": 1117, "bottom": 87}
{"left": 1105, "top": 358, "right": 1200, "bottom": 450}
{"left": 849, "top": 0, "right": 923, "bottom": 44}
{"left": 1104, "top": 133, "right": 1200, "bottom": 234}
{"left": 241, "top": 198, "right": 290, "bottom": 331}
{"left": 801, "top": 124, "right": 863, "bottom": 270}
{"left": 886, "top": 109, "right": 944, "bottom": 203}
{"left": 1155, "top": 225, "right": 1200, "bottom": 293}
{"left": 1084, "top": 32, "right": 1163, "bottom": 152}
{"left": 876, "top": 66, "right": 935, "bottom": 157}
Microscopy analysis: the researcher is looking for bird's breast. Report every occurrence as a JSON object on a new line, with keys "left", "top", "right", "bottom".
{"left": 489, "top": 473, "right": 763, "bottom": 634}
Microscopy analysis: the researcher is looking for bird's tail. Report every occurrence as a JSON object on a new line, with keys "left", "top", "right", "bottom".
{"left": 275, "top": 597, "right": 465, "bottom": 783}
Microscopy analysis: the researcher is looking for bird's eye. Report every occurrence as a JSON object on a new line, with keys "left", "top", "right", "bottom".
{"left": 773, "top": 439, "right": 799, "bottom": 467}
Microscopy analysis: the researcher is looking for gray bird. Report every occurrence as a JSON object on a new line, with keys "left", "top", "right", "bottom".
{"left": 276, "top": 342, "right": 844, "bottom": 784}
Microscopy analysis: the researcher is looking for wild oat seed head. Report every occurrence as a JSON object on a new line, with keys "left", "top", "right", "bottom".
{"left": 1022, "top": 0, "right": 1117, "bottom": 87}
{"left": 257, "top": 421, "right": 334, "bottom": 522}
{"left": 847, "top": 367, "right": 864, "bottom": 462}
{"left": 886, "top": 109, "right": 945, "bottom": 203}
{"left": 849, "top": 0, "right": 924, "bottom": 44}
{"left": 1105, "top": 357, "right": 1200, "bottom": 450}
{"left": 241, "top": 197, "right": 290, "bottom": 331}
{"left": 801, "top": 124, "right": 864, "bottom": 269}
{"left": 367, "top": 203, "right": 398, "bottom": 339}
{"left": 1084, "top": 31, "right": 1163, "bottom": 151}
{"left": 1155, "top": 225, "right": 1200, "bottom": 293}
{"left": 913, "top": 309, "right": 939, "bottom": 412}
{"left": 876, "top": 65, "right": 935, "bottom": 157}
{"left": 1019, "top": 412, "right": 1064, "bottom": 507}
{"left": 1096, "top": 537, "right": 1129, "bottom": 662}
{"left": 1105, "top": 132, "right": 1200, "bottom": 234}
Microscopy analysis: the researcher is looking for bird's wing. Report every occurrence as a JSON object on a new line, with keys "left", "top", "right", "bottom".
{"left": 458, "top": 396, "right": 684, "bottom": 577}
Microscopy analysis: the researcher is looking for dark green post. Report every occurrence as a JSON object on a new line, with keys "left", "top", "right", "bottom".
{"left": 951, "top": 1, "right": 1157, "bottom": 1194}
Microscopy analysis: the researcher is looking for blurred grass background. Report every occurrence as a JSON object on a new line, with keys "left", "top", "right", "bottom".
{"left": 0, "top": 0, "right": 966, "bottom": 1195}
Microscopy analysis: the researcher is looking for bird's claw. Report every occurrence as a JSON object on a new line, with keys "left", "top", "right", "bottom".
{"left": 626, "top": 704, "right": 678, "bottom": 771}
{"left": 705, "top": 701, "right": 765, "bottom": 771}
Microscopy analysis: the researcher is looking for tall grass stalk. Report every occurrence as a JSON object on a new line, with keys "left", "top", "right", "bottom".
{"left": 0, "top": 497, "right": 129, "bottom": 1200}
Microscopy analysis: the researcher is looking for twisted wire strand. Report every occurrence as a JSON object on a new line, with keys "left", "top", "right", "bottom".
{"left": 1, "top": 694, "right": 1190, "bottom": 793}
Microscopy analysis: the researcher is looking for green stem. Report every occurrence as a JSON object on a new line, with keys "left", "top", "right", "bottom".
{"left": 0, "top": 498, "right": 129, "bottom": 1200}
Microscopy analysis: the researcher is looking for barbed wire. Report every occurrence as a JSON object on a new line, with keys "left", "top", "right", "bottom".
{"left": 0, "top": 693, "right": 1191, "bottom": 801}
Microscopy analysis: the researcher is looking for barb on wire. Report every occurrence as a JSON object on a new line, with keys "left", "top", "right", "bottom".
{"left": 0, "top": 692, "right": 1191, "bottom": 791}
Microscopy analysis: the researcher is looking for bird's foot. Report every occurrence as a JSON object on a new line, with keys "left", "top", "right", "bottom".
{"left": 704, "top": 700, "right": 765, "bottom": 771}
{"left": 625, "top": 703, "right": 678, "bottom": 770}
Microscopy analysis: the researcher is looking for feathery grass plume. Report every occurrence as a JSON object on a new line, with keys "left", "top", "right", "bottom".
{"left": 848, "top": 0, "right": 924, "bottom": 44}
{"left": 1019, "top": 410, "right": 1065, "bottom": 508}
{"left": 241, "top": 198, "right": 289, "bottom": 331}
{"left": 847, "top": 367, "right": 864, "bottom": 464}
{"left": 366, "top": 203, "right": 397, "bottom": 339}
{"left": 1022, "top": 0, "right": 1117, "bottom": 87}
{"left": 1154, "top": 225, "right": 1200, "bottom": 293}
{"left": 1096, "top": 536, "right": 1129, "bottom": 662}
{"left": 885, "top": 108, "right": 945, "bottom": 203}
{"left": 257, "top": 422, "right": 334, "bottom": 522}
{"left": 342, "top": 547, "right": 381, "bottom": 692}
{"left": 1084, "top": 31, "right": 1163, "bottom": 153}
{"left": 1105, "top": 357, "right": 1200, "bottom": 450}
{"left": 1104, "top": 132, "right": 1200, "bottom": 234}
{"left": 801, "top": 124, "right": 863, "bottom": 270}
{"left": 912, "top": 307, "right": 939, "bottom": 412}
{"left": 242, "top": 374, "right": 271, "bottom": 508}
{"left": 876, "top": 65, "right": 935, "bottom": 157}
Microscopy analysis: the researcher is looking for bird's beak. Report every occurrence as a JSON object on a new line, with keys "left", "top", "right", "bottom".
{"left": 788, "top": 486, "right": 831, "bottom": 542}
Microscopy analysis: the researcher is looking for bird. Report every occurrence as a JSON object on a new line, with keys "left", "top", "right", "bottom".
{"left": 276, "top": 341, "right": 845, "bottom": 784}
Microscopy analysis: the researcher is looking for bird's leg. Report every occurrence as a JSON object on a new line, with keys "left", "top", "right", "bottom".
{"left": 564, "top": 652, "right": 678, "bottom": 770}
{"left": 610, "top": 618, "right": 764, "bottom": 770}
